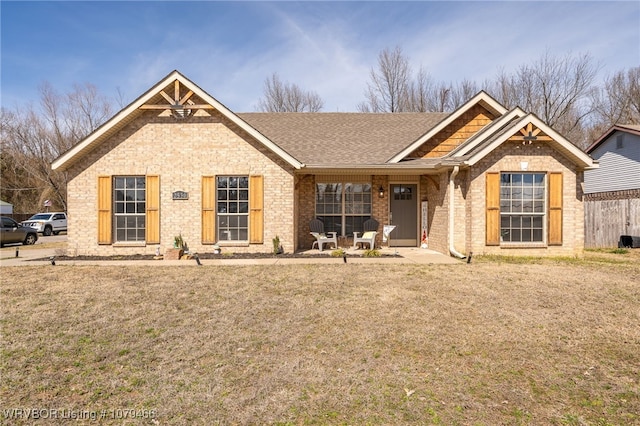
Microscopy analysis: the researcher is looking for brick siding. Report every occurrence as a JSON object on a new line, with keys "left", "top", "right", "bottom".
{"left": 66, "top": 111, "right": 296, "bottom": 256}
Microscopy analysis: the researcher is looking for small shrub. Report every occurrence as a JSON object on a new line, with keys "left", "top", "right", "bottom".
{"left": 272, "top": 235, "right": 283, "bottom": 255}
{"left": 363, "top": 249, "right": 381, "bottom": 257}
{"left": 330, "top": 248, "right": 346, "bottom": 257}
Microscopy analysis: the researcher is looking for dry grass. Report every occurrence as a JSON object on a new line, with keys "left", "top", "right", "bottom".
{"left": 1, "top": 254, "right": 639, "bottom": 425}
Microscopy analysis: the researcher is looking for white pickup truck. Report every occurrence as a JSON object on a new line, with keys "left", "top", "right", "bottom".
{"left": 21, "top": 212, "right": 67, "bottom": 236}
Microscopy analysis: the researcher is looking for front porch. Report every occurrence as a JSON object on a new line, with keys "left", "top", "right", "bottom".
{"left": 294, "top": 171, "right": 454, "bottom": 255}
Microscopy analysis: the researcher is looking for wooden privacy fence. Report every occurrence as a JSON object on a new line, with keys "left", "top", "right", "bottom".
{"left": 584, "top": 190, "right": 640, "bottom": 248}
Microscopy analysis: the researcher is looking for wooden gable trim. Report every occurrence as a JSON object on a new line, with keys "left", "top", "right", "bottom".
{"left": 409, "top": 104, "right": 497, "bottom": 159}
{"left": 466, "top": 114, "right": 596, "bottom": 169}
{"left": 52, "top": 70, "right": 303, "bottom": 172}
{"left": 388, "top": 91, "right": 508, "bottom": 163}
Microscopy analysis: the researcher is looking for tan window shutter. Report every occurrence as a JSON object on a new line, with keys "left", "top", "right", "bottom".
{"left": 146, "top": 175, "right": 160, "bottom": 244}
{"left": 249, "top": 175, "right": 264, "bottom": 244}
{"left": 97, "top": 176, "right": 112, "bottom": 244}
{"left": 486, "top": 172, "right": 500, "bottom": 245}
{"left": 202, "top": 176, "right": 216, "bottom": 244}
{"left": 548, "top": 172, "right": 563, "bottom": 245}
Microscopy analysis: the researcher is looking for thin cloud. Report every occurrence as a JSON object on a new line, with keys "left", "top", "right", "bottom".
{"left": 1, "top": 1, "right": 638, "bottom": 112}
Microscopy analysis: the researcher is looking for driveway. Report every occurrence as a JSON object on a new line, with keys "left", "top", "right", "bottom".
{"left": 0, "top": 232, "right": 66, "bottom": 265}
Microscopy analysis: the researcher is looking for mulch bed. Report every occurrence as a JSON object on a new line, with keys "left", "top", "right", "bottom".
{"left": 33, "top": 252, "right": 402, "bottom": 261}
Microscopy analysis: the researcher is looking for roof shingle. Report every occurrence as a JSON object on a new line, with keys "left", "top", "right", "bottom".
{"left": 238, "top": 112, "right": 449, "bottom": 165}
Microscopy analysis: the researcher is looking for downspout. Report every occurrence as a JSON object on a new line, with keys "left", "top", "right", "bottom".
{"left": 449, "top": 166, "right": 466, "bottom": 259}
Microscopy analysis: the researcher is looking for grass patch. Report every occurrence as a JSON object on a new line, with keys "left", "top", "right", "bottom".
{"left": 2, "top": 261, "right": 639, "bottom": 424}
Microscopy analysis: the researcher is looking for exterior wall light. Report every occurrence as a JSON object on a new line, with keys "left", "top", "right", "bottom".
{"left": 171, "top": 104, "right": 192, "bottom": 120}
{"left": 378, "top": 186, "right": 385, "bottom": 198}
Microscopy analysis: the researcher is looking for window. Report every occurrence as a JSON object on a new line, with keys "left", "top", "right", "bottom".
{"left": 393, "top": 185, "right": 413, "bottom": 200}
{"left": 500, "top": 173, "right": 545, "bottom": 243}
{"left": 316, "top": 182, "right": 372, "bottom": 236}
{"left": 217, "top": 176, "right": 249, "bottom": 241}
{"left": 114, "top": 177, "right": 146, "bottom": 242}
{"left": 616, "top": 134, "right": 624, "bottom": 149}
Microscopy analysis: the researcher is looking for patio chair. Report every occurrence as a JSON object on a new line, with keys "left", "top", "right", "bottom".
{"left": 310, "top": 218, "right": 338, "bottom": 252}
{"left": 353, "top": 218, "right": 379, "bottom": 249}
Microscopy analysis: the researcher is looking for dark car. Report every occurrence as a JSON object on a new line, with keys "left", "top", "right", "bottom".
{"left": 0, "top": 216, "right": 38, "bottom": 247}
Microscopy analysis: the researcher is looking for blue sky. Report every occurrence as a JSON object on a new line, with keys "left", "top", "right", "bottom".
{"left": 2, "top": 1, "right": 639, "bottom": 112}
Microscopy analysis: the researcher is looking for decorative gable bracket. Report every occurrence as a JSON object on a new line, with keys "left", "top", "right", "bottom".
{"left": 515, "top": 123, "right": 552, "bottom": 143}
{"left": 139, "top": 80, "right": 214, "bottom": 119}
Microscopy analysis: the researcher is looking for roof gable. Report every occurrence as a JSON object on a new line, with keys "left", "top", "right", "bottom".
{"left": 463, "top": 113, "right": 597, "bottom": 169}
{"left": 447, "top": 107, "right": 527, "bottom": 157}
{"left": 52, "top": 70, "right": 302, "bottom": 171}
{"left": 387, "top": 91, "right": 508, "bottom": 163}
{"left": 586, "top": 124, "right": 640, "bottom": 154}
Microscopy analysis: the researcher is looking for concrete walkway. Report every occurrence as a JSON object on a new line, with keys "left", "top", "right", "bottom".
{"left": 0, "top": 245, "right": 462, "bottom": 267}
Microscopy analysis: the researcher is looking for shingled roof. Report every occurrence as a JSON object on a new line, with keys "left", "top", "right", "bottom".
{"left": 238, "top": 112, "right": 449, "bottom": 166}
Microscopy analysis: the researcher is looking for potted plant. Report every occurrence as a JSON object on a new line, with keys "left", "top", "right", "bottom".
{"left": 165, "top": 234, "right": 186, "bottom": 260}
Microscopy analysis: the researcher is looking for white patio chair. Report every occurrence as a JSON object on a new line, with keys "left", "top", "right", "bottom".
{"left": 353, "top": 218, "right": 379, "bottom": 249}
{"left": 309, "top": 218, "right": 338, "bottom": 252}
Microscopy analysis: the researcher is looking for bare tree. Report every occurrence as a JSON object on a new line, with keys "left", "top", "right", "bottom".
{"left": 449, "top": 79, "right": 481, "bottom": 110}
{"left": 359, "top": 47, "right": 478, "bottom": 113}
{"left": 1, "top": 82, "right": 113, "bottom": 213}
{"left": 590, "top": 66, "right": 640, "bottom": 126}
{"left": 358, "top": 46, "right": 412, "bottom": 112}
{"left": 487, "top": 51, "right": 600, "bottom": 144}
{"left": 256, "top": 73, "right": 324, "bottom": 112}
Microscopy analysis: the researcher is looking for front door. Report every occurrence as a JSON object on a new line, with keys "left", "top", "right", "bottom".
{"left": 389, "top": 184, "right": 417, "bottom": 246}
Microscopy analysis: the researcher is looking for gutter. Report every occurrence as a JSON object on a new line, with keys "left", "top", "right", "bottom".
{"left": 449, "top": 166, "right": 466, "bottom": 259}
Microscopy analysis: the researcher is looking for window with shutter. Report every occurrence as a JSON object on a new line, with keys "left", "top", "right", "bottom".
{"left": 97, "top": 176, "right": 112, "bottom": 244}
{"left": 145, "top": 175, "right": 160, "bottom": 244}
{"left": 249, "top": 175, "right": 264, "bottom": 244}
{"left": 486, "top": 173, "right": 500, "bottom": 245}
{"left": 202, "top": 176, "right": 216, "bottom": 244}
{"left": 548, "top": 172, "right": 563, "bottom": 245}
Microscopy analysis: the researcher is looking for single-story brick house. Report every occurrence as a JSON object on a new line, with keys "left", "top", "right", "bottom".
{"left": 52, "top": 70, "right": 597, "bottom": 257}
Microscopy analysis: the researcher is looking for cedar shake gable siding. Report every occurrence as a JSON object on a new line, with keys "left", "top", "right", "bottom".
{"left": 408, "top": 104, "right": 498, "bottom": 158}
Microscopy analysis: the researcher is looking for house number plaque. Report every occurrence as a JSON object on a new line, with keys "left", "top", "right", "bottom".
{"left": 172, "top": 191, "right": 189, "bottom": 200}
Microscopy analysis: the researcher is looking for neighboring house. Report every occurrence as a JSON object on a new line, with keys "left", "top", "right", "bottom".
{"left": 51, "top": 70, "right": 597, "bottom": 257}
{"left": 0, "top": 200, "right": 13, "bottom": 215}
{"left": 584, "top": 124, "right": 640, "bottom": 248}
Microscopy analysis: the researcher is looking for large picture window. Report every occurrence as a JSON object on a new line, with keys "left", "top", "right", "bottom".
{"left": 500, "top": 173, "right": 545, "bottom": 243}
{"left": 316, "top": 182, "right": 372, "bottom": 236}
{"left": 217, "top": 176, "right": 249, "bottom": 241}
{"left": 114, "top": 176, "right": 146, "bottom": 242}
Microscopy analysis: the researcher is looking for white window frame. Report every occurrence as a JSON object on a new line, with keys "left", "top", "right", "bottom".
{"left": 216, "top": 176, "right": 249, "bottom": 242}
{"left": 113, "top": 176, "right": 146, "bottom": 242}
{"left": 499, "top": 173, "right": 546, "bottom": 244}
